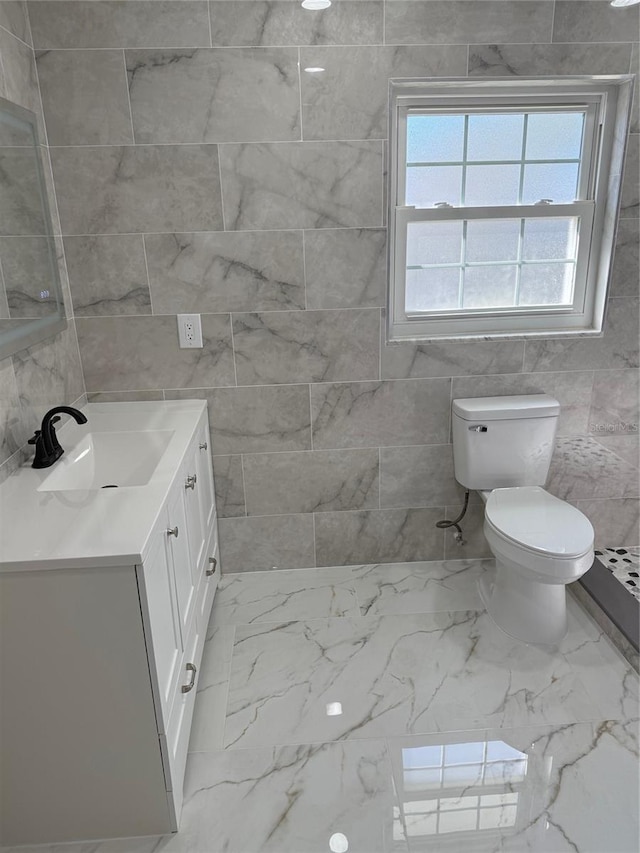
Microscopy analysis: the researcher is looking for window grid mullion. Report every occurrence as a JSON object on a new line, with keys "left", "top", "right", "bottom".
{"left": 459, "top": 117, "right": 470, "bottom": 307}
{"left": 514, "top": 218, "right": 525, "bottom": 306}
{"left": 518, "top": 114, "right": 528, "bottom": 205}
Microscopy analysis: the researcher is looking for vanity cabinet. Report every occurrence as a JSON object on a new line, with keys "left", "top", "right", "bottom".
{"left": 0, "top": 403, "right": 219, "bottom": 847}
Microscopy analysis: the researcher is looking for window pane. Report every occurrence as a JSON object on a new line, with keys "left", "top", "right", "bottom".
{"left": 519, "top": 263, "right": 575, "bottom": 306}
{"left": 407, "top": 221, "right": 463, "bottom": 266}
{"left": 403, "top": 768, "right": 442, "bottom": 790}
{"left": 406, "top": 267, "right": 460, "bottom": 312}
{"left": 466, "top": 220, "right": 520, "bottom": 262}
{"left": 522, "top": 163, "right": 579, "bottom": 204}
{"left": 467, "top": 113, "right": 524, "bottom": 162}
{"left": 465, "top": 164, "right": 520, "bottom": 206}
{"left": 444, "top": 741, "right": 485, "bottom": 764}
{"left": 463, "top": 266, "right": 518, "bottom": 309}
{"left": 407, "top": 114, "right": 465, "bottom": 163}
{"left": 479, "top": 805, "right": 518, "bottom": 830}
{"left": 406, "top": 166, "right": 462, "bottom": 207}
{"left": 522, "top": 218, "right": 578, "bottom": 261}
{"left": 403, "top": 746, "right": 443, "bottom": 768}
{"left": 438, "top": 810, "right": 478, "bottom": 834}
{"left": 526, "top": 112, "right": 585, "bottom": 161}
{"left": 486, "top": 741, "right": 526, "bottom": 762}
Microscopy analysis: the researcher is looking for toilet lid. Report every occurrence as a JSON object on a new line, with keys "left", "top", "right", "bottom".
{"left": 485, "top": 487, "right": 594, "bottom": 557}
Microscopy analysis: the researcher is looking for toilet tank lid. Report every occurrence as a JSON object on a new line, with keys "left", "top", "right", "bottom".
{"left": 452, "top": 394, "right": 560, "bottom": 421}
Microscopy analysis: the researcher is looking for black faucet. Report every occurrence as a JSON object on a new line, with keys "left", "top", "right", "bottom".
{"left": 29, "top": 406, "right": 88, "bottom": 469}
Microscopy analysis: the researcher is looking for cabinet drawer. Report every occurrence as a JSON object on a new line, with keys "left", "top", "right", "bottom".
{"left": 161, "top": 617, "right": 200, "bottom": 822}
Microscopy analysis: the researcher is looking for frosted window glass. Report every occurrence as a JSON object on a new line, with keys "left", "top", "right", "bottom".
{"left": 522, "top": 218, "right": 578, "bottom": 261}
{"left": 407, "top": 115, "right": 465, "bottom": 163}
{"left": 467, "top": 114, "right": 524, "bottom": 161}
{"left": 483, "top": 759, "right": 527, "bottom": 784}
{"left": 526, "top": 112, "right": 584, "bottom": 161}
{"left": 438, "top": 809, "right": 478, "bottom": 834}
{"left": 405, "top": 812, "right": 438, "bottom": 836}
{"left": 444, "top": 742, "right": 485, "bottom": 764}
{"left": 442, "top": 764, "right": 484, "bottom": 786}
{"left": 403, "top": 745, "right": 443, "bottom": 768}
{"left": 406, "top": 166, "right": 462, "bottom": 207}
{"left": 463, "top": 266, "right": 518, "bottom": 309}
{"left": 479, "top": 805, "right": 518, "bottom": 830}
{"left": 522, "top": 163, "right": 579, "bottom": 204}
{"left": 406, "top": 267, "right": 460, "bottom": 312}
{"left": 466, "top": 220, "right": 520, "bottom": 262}
{"left": 519, "top": 263, "right": 575, "bottom": 306}
{"left": 407, "top": 221, "right": 463, "bottom": 266}
{"left": 465, "top": 165, "right": 520, "bottom": 206}
{"left": 403, "top": 769, "right": 442, "bottom": 790}
{"left": 486, "top": 741, "right": 526, "bottom": 762}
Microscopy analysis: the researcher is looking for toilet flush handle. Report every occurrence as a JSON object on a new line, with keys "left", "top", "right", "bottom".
{"left": 469, "top": 424, "right": 488, "bottom": 433}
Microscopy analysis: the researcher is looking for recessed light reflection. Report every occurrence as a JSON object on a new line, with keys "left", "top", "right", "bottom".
{"left": 304, "top": 67, "right": 326, "bottom": 74}
{"left": 302, "top": 0, "right": 332, "bottom": 9}
{"left": 329, "top": 832, "right": 349, "bottom": 852}
{"left": 326, "top": 701, "right": 342, "bottom": 716}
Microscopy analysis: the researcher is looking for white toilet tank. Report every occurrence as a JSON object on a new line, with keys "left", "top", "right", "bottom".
{"left": 452, "top": 395, "right": 560, "bottom": 490}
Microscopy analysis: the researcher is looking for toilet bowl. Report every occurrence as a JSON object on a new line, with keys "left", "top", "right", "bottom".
{"left": 451, "top": 395, "right": 595, "bottom": 645}
{"left": 478, "top": 486, "right": 594, "bottom": 644}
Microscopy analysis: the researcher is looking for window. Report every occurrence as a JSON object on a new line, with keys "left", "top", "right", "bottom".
{"left": 388, "top": 77, "right": 634, "bottom": 342}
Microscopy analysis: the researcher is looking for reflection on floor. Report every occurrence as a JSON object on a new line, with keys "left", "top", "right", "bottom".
{"left": 10, "top": 559, "right": 640, "bottom": 853}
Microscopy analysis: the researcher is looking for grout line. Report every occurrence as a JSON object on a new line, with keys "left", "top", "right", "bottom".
{"left": 308, "top": 383, "right": 314, "bottom": 451}
{"left": 228, "top": 313, "right": 239, "bottom": 387}
{"left": 206, "top": 0, "right": 213, "bottom": 49}
{"left": 297, "top": 46, "right": 304, "bottom": 142}
{"left": 47, "top": 138, "right": 388, "bottom": 148}
{"left": 301, "top": 229, "right": 308, "bottom": 309}
{"left": 24, "top": 41, "right": 640, "bottom": 53}
{"left": 239, "top": 454, "right": 248, "bottom": 518}
{"left": 312, "top": 511, "right": 317, "bottom": 568}
{"left": 141, "top": 234, "right": 154, "bottom": 313}
{"left": 0, "top": 23, "right": 32, "bottom": 52}
{"left": 51, "top": 226, "right": 388, "bottom": 238}
{"left": 217, "top": 144, "right": 227, "bottom": 232}
{"left": 382, "top": 0, "right": 386, "bottom": 47}
{"left": 122, "top": 48, "right": 137, "bottom": 144}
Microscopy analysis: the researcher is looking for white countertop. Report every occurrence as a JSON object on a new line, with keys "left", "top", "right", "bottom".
{"left": 0, "top": 401, "right": 207, "bottom": 572}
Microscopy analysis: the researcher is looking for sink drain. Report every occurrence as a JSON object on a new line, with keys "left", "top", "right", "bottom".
{"left": 101, "top": 484, "right": 119, "bottom": 489}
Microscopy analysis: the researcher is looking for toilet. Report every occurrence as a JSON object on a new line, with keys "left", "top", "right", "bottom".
{"left": 452, "top": 394, "right": 594, "bottom": 644}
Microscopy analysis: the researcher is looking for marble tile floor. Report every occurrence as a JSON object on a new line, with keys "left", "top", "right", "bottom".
{"left": 10, "top": 559, "right": 640, "bottom": 853}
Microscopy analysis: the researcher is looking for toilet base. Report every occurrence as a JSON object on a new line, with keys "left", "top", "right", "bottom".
{"left": 478, "top": 560, "right": 568, "bottom": 645}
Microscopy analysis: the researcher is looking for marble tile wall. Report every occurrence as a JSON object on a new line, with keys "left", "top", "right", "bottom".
{"left": 0, "top": 1, "right": 85, "bottom": 484}
{"left": 26, "top": 0, "right": 640, "bottom": 568}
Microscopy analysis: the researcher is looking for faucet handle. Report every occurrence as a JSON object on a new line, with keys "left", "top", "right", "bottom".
{"left": 27, "top": 430, "right": 41, "bottom": 445}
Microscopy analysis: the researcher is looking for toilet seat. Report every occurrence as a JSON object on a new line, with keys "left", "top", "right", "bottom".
{"left": 485, "top": 486, "right": 594, "bottom": 559}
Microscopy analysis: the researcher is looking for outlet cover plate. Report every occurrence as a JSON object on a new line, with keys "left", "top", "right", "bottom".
{"left": 177, "top": 313, "right": 203, "bottom": 348}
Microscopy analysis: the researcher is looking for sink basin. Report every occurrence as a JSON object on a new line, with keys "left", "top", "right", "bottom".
{"left": 38, "top": 430, "right": 174, "bottom": 491}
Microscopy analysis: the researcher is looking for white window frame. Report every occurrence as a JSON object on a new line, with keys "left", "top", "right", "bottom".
{"left": 387, "top": 77, "right": 634, "bottom": 343}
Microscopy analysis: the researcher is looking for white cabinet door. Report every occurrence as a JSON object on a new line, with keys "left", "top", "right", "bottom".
{"left": 161, "top": 615, "right": 200, "bottom": 825}
{"left": 137, "top": 512, "right": 182, "bottom": 733}
{"left": 182, "top": 442, "right": 206, "bottom": 582}
{"left": 166, "top": 479, "right": 195, "bottom": 645}
{"left": 195, "top": 424, "right": 215, "bottom": 533}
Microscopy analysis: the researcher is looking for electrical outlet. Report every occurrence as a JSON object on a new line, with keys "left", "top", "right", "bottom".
{"left": 177, "top": 314, "right": 203, "bottom": 348}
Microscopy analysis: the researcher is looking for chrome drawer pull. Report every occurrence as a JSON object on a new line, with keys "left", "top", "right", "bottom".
{"left": 206, "top": 556, "right": 217, "bottom": 577}
{"left": 185, "top": 474, "right": 197, "bottom": 490}
{"left": 167, "top": 526, "right": 179, "bottom": 538}
{"left": 199, "top": 441, "right": 208, "bottom": 451}
{"left": 181, "top": 663, "right": 197, "bottom": 693}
